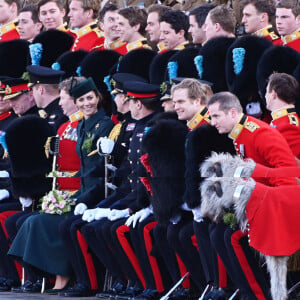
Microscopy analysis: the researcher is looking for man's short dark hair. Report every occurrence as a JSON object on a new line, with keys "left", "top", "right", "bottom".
{"left": 38, "top": 0, "right": 65, "bottom": 12}
{"left": 241, "top": 0, "right": 275, "bottom": 23}
{"left": 19, "top": 5, "right": 40, "bottom": 23}
{"left": 99, "top": 3, "right": 118, "bottom": 22}
{"left": 160, "top": 10, "right": 189, "bottom": 39}
{"left": 189, "top": 3, "right": 216, "bottom": 28}
{"left": 276, "top": 0, "right": 300, "bottom": 18}
{"left": 147, "top": 4, "right": 171, "bottom": 18}
{"left": 268, "top": 73, "right": 299, "bottom": 104}
{"left": 118, "top": 6, "right": 148, "bottom": 36}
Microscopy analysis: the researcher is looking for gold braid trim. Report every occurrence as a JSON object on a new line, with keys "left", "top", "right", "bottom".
{"left": 108, "top": 123, "right": 122, "bottom": 142}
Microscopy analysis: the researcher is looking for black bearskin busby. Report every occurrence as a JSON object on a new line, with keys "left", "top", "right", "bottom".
{"left": 5, "top": 116, "right": 52, "bottom": 198}
{"left": 141, "top": 115, "right": 188, "bottom": 224}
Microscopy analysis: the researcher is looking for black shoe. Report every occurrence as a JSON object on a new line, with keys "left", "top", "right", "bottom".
{"left": 60, "top": 283, "right": 93, "bottom": 297}
{"left": 12, "top": 280, "right": 43, "bottom": 293}
{"left": 96, "top": 281, "right": 127, "bottom": 299}
{"left": 168, "top": 288, "right": 190, "bottom": 300}
{"left": 133, "top": 289, "right": 159, "bottom": 300}
{"left": 115, "top": 285, "right": 143, "bottom": 299}
{"left": 0, "top": 278, "right": 19, "bottom": 292}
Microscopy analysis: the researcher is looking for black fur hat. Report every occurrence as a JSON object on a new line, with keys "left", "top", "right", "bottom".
{"left": 142, "top": 117, "right": 188, "bottom": 224}
{"left": 5, "top": 116, "right": 53, "bottom": 198}
{"left": 79, "top": 50, "right": 121, "bottom": 96}
{"left": 257, "top": 46, "right": 300, "bottom": 102}
{"left": 0, "top": 39, "right": 30, "bottom": 77}
{"left": 117, "top": 48, "right": 157, "bottom": 81}
{"left": 52, "top": 50, "right": 88, "bottom": 79}
{"left": 167, "top": 47, "right": 200, "bottom": 81}
{"left": 31, "top": 29, "right": 75, "bottom": 67}
{"left": 149, "top": 50, "right": 178, "bottom": 84}
{"left": 196, "top": 37, "right": 235, "bottom": 92}
{"left": 225, "top": 36, "right": 272, "bottom": 111}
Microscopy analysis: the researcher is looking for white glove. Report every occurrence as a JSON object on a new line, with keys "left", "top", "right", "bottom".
{"left": 192, "top": 206, "right": 204, "bottom": 223}
{"left": 108, "top": 208, "right": 130, "bottom": 221}
{"left": 97, "top": 137, "right": 115, "bottom": 154}
{"left": 0, "top": 170, "right": 9, "bottom": 178}
{"left": 125, "top": 206, "right": 153, "bottom": 228}
{"left": 82, "top": 208, "right": 98, "bottom": 222}
{"left": 95, "top": 208, "right": 111, "bottom": 220}
{"left": 0, "top": 189, "right": 9, "bottom": 201}
{"left": 19, "top": 197, "right": 32, "bottom": 207}
{"left": 246, "top": 102, "right": 262, "bottom": 118}
{"left": 74, "top": 203, "right": 88, "bottom": 215}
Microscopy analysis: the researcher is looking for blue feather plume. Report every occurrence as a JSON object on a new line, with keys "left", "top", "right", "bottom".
{"left": 29, "top": 43, "right": 43, "bottom": 66}
{"left": 194, "top": 55, "right": 204, "bottom": 79}
{"left": 168, "top": 61, "right": 178, "bottom": 81}
{"left": 232, "top": 48, "right": 246, "bottom": 75}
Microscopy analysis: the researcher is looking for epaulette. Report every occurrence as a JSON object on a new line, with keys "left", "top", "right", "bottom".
{"left": 76, "top": 22, "right": 103, "bottom": 38}
{"left": 245, "top": 121, "right": 260, "bottom": 132}
{"left": 282, "top": 29, "right": 300, "bottom": 45}
{"left": 187, "top": 106, "right": 210, "bottom": 130}
{"left": 126, "top": 38, "right": 151, "bottom": 51}
{"left": 108, "top": 123, "right": 122, "bottom": 142}
{"left": 271, "top": 107, "right": 296, "bottom": 120}
{"left": 0, "top": 19, "right": 18, "bottom": 36}
{"left": 69, "top": 111, "right": 83, "bottom": 122}
{"left": 229, "top": 114, "right": 247, "bottom": 140}
{"left": 254, "top": 25, "right": 280, "bottom": 41}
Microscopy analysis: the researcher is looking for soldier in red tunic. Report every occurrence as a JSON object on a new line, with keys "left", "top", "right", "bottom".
{"left": 0, "top": 0, "right": 20, "bottom": 41}
{"left": 68, "top": 0, "right": 104, "bottom": 51}
{"left": 265, "top": 73, "right": 300, "bottom": 160}
{"left": 241, "top": 0, "right": 282, "bottom": 45}
{"left": 207, "top": 91, "right": 298, "bottom": 299}
{"left": 276, "top": 0, "right": 300, "bottom": 52}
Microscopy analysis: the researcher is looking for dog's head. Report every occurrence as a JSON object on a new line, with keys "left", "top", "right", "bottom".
{"left": 200, "top": 152, "right": 256, "bottom": 178}
{"left": 200, "top": 177, "right": 237, "bottom": 222}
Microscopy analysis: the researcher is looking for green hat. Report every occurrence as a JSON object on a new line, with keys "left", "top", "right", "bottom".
{"left": 69, "top": 77, "right": 98, "bottom": 100}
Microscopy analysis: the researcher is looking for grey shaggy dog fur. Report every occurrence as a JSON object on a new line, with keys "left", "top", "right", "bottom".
{"left": 200, "top": 152, "right": 256, "bottom": 178}
{"left": 200, "top": 176, "right": 289, "bottom": 300}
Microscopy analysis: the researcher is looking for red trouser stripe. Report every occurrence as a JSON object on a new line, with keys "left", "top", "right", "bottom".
{"left": 0, "top": 211, "right": 22, "bottom": 281}
{"left": 217, "top": 255, "right": 227, "bottom": 288}
{"left": 143, "top": 221, "right": 164, "bottom": 293}
{"left": 116, "top": 224, "right": 146, "bottom": 288}
{"left": 231, "top": 230, "right": 265, "bottom": 300}
{"left": 76, "top": 230, "right": 98, "bottom": 290}
{"left": 175, "top": 254, "right": 190, "bottom": 289}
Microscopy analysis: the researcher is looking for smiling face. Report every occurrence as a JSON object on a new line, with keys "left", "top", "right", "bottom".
{"left": 159, "top": 21, "right": 183, "bottom": 49}
{"left": 100, "top": 10, "right": 120, "bottom": 41}
{"left": 75, "top": 90, "right": 99, "bottom": 119}
{"left": 117, "top": 14, "right": 136, "bottom": 43}
{"left": 172, "top": 88, "right": 200, "bottom": 121}
{"left": 39, "top": 1, "right": 65, "bottom": 30}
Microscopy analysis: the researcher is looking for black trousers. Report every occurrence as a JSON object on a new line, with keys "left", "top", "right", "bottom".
{"left": 210, "top": 223, "right": 270, "bottom": 299}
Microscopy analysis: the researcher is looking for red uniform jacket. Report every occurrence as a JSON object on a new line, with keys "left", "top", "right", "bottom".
{"left": 56, "top": 112, "right": 83, "bottom": 191}
{"left": 282, "top": 29, "right": 300, "bottom": 52}
{"left": 270, "top": 106, "right": 300, "bottom": 159}
{"left": 71, "top": 22, "right": 105, "bottom": 52}
{"left": 126, "top": 38, "right": 152, "bottom": 52}
{"left": 103, "top": 38, "right": 128, "bottom": 55}
{"left": 187, "top": 106, "right": 210, "bottom": 130}
{"left": 0, "top": 19, "right": 20, "bottom": 41}
{"left": 229, "top": 114, "right": 298, "bottom": 186}
{"left": 246, "top": 182, "right": 300, "bottom": 256}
